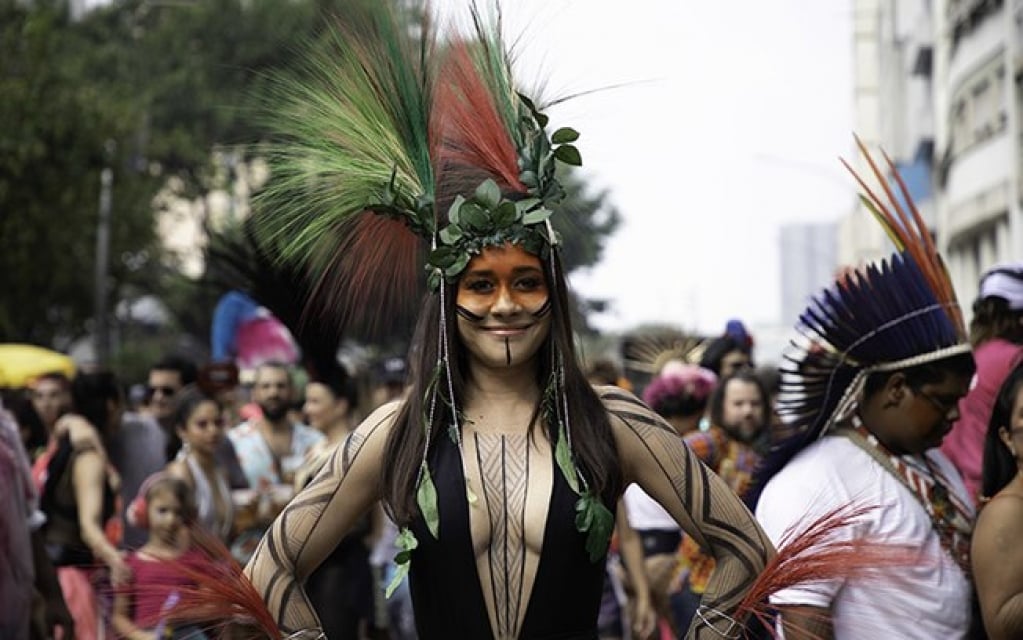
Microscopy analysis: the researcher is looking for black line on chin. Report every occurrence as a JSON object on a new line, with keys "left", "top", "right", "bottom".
{"left": 505, "top": 337, "right": 512, "bottom": 366}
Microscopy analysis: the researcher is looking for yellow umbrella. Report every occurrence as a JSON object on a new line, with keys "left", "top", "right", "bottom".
{"left": 0, "top": 343, "right": 76, "bottom": 388}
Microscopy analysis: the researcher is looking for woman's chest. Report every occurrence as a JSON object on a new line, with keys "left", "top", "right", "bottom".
{"left": 460, "top": 430, "right": 554, "bottom": 557}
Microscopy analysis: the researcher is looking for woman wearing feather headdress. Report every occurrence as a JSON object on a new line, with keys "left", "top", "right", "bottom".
{"left": 220, "top": 4, "right": 773, "bottom": 639}
{"left": 751, "top": 136, "right": 979, "bottom": 638}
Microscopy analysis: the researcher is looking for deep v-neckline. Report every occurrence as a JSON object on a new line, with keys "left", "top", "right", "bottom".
{"left": 457, "top": 430, "right": 557, "bottom": 640}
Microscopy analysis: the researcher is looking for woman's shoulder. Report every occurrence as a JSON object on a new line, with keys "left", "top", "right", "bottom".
{"left": 344, "top": 400, "right": 403, "bottom": 456}
{"left": 592, "top": 384, "right": 647, "bottom": 415}
{"left": 977, "top": 491, "right": 1023, "bottom": 534}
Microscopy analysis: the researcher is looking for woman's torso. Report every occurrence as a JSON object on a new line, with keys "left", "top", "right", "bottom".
{"left": 408, "top": 425, "right": 616, "bottom": 640}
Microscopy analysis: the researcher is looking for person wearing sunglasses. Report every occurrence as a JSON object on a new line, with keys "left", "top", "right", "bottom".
{"left": 165, "top": 385, "right": 234, "bottom": 541}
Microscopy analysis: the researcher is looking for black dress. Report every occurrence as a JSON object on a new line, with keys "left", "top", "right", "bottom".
{"left": 408, "top": 433, "right": 615, "bottom": 640}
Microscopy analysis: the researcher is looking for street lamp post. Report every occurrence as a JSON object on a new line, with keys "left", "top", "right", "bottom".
{"left": 94, "top": 156, "right": 114, "bottom": 366}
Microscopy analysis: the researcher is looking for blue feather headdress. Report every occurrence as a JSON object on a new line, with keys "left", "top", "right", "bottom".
{"left": 748, "top": 136, "right": 970, "bottom": 506}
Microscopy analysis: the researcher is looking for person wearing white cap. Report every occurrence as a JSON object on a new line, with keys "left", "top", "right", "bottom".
{"left": 941, "top": 263, "right": 1023, "bottom": 506}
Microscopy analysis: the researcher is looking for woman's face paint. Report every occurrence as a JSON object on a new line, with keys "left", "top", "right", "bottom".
{"left": 456, "top": 243, "right": 552, "bottom": 369}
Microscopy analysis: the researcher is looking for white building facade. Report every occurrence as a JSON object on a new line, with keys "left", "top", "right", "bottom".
{"left": 841, "top": 0, "right": 1023, "bottom": 313}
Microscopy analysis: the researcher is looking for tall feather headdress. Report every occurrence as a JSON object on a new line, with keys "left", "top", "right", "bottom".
{"left": 249, "top": 0, "right": 606, "bottom": 593}
{"left": 749, "top": 135, "right": 970, "bottom": 506}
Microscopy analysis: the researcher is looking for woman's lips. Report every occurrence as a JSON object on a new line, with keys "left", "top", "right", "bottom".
{"left": 483, "top": 324, "right": 533, "bottom": 337}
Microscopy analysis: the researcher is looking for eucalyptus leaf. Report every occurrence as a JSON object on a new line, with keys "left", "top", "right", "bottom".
{"left": 429, "top": 246, "right": 457, "bottom": 268}
{"left": 553, "top": 144, "right": 582, "bottom": 166}
{"left": 439, "top": 225, "right": 463, "bottom": 245}
{"left": 447, "top": 195, "right": 466, "bottom": 225}
{"left": 426, "top": 270, "right": 442, "bottom": 291}
{"left": 554, "top": 427, "right": 581, "bottom": 494}
{"left": 578, "top": 494, "right": 614, "bottom": 562}
{"left": 417, "top": 467, "right": 440, "bottom": 539}
{"left": 551, "top": 127, "right": 580, "bottom": 144}
{"left": 385, "top": 561, "right": 410, "bottom": 598}
{"left": 514, "top": 198, "right": 542, "bottom": 213}
{"left": 474, "top": 179, "right": 501, "bottom": 209}
{"left": 387, "top": 527, "right": 419, "bottom": 597}
{"left": 522, "top": 207, "right": 553, "bottom": 226}
{"left": 493, "top": 201, "right": 518, "bottom": 227}
{"left": 460, "top": 203, "right": 489, "bottom": 231}
{"left": 535, "top": 112, "right": 549, "bottom": 128}
{"left": 444, "top": 252, "right": 471, "bottom": 277}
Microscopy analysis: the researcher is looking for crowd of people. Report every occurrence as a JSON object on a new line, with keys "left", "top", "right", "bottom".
{"left": 0, "top": 352, "right": 416, "bottom": 639}
{"left": 8, "top": 4, "right": 1023, "bottom": 640}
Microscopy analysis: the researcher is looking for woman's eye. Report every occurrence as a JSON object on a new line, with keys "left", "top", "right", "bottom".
{"left": 466, "top": 280, "right": 493, "bottom": 293}
{"left": 515, "top": 277, "right": 542, "bottom": 290}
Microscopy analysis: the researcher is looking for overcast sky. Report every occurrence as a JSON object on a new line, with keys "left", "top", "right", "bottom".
{"left": 436, "top": 0, "right": 857, "bottom": 337}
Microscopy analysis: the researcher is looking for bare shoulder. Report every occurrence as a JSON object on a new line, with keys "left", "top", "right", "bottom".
{"left": 337, "top": 400, "right": 403, "bottom": 465}
{"left": 594, "top": 384, "right": 675, "bottom": 439}
{"left": 353, "top": 400, "right": 402, "bottom": 439}
{"left": 165, "top": 459, "right": 194, "bottom": 486}
{"left": 594, "top": 385, "right": 679, "bottom": 484}
{"left": 977, "top": 493, "right": 1023, "bottom": 540}
{"left": 593, "top": 384, "right": 646, "bottom": 416}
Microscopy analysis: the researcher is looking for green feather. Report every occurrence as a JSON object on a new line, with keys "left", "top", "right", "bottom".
{"left": 252, "top": 4, "right": 436, "bottom": 268}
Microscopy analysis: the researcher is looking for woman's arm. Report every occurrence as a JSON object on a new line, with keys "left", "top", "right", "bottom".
{"left": 243, "top": 403, "right": 397, "bottom": 633}
{"left": 71, "top": 449, "right": 130, "bottom": 585}
{"left": 602, "top": 388, "right": 773, "bottom": 640}
{"left": 973, "top": 495, "right": 1023, "bottom": 640}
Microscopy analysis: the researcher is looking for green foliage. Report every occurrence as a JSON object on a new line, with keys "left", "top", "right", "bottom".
{"left": 0, "top": 0, "right": 161, "bottom": 346}
{"left": 1, "top": 0, "right": 619, "bottom": 359}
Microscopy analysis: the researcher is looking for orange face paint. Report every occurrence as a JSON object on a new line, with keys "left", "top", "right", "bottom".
{"left": 456, "top": 243, "right": 550, "bottom": 321}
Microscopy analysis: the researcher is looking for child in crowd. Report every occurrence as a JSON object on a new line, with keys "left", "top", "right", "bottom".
{"left": 112, "top": 473, "right": 209, "bottom": 639}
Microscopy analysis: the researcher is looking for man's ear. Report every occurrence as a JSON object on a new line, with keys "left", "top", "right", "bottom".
{"left": 884, "top": 372, "right": 908, "bottom": 407}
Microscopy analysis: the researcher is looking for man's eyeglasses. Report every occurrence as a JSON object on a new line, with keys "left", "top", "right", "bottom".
{"left": 148, "top": 385, "right": 179, "bottom": 397}
{"left": 914, "top": 388, "right": 961, "bottom": 417}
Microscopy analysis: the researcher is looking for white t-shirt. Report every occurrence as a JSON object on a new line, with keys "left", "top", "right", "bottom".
{"left": 755, "top": 436, "right": 973, "bottom": 639}
{"left": 623, "top": 483, "right": 680, "bottom": 532}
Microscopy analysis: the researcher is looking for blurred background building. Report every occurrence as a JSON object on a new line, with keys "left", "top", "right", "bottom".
{"left": 839, "top": 0, "right": 1023, "bottom": 319}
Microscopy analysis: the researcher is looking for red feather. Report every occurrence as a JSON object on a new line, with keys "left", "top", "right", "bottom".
{"left": 160, "top": 527, "right": 283, "bottom": 639}
{"left": 306, "top": 211, "right": 425, "bottom": 342}
{"left": 432, "top": 41, "right": 526, "bottom": 205}
{"left": 737, "top": 503, "right": 923, "bottom": 637}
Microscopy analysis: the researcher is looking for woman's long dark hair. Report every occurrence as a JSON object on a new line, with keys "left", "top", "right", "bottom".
{"left": 981, "top": 361, "right": 1023, "bottom": 499}
{"left": 381, "top": 250, "right": 621, "bottom": 525}
{"left": 70, "top": 371, "right": 121, "bottom": 440}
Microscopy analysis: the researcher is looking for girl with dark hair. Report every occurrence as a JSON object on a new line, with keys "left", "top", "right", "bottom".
{"left": 231, "top": 6, "right": 771, "bottom": 639}
{"left": 112, "top": 472, "right": 212, "bottom": 640}
{"left": 165, "top": 385, "right": 233, "bottom": 541}
{"left": 972, "top": 361, "right": 1023, "bottom": 639}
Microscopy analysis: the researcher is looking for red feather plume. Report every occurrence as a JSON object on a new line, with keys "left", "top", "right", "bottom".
{"left": 432, "top": 41, "right": 526, "bottom": 206}
{"left": 160, "top": 526, "right": 285, "bottom": 639}
{"left": 737, "top": 503, "right": 923, "bottom": 637}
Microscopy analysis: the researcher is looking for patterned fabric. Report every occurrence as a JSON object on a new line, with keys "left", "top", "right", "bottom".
{"left": 840, "top": 418, "right": 973, "bottom": 575}
{"left": 227, "top": 420, "right": 324, "bottom": 489}
{"left": 678, "top": 426, "right": 760, "bottom": 594}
